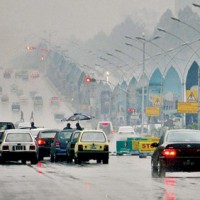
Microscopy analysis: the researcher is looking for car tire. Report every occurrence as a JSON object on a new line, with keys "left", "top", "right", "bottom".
{"left": 103, "top": 158, "right": 109, "bottom": 164}
{"left": 50, "top": 154, "right": 55, "bottom": 162}
{"left": 151, "top": 161, "right": 158, "bottom": 178}
{"left": 54, "top": 155, "right": 59, "bottom": 162}
{"left": 158, "top": 160, "right": 166, "bottom": 178}
{"left": 31, "top": 157, "right": 38, "bottom": 165}
{"left": 97, "top": 159, "right": 101, "bottom": 164}
{"left": 38, "top": 155, "right": 43, "bottom": 161}
{"left": 22, "top": 159, "right": 26, "bottom": 164}
{"left": 66, "top": 155, "right": 72, "bottom": 163}
{"left": 74, "top": 156, "right": 81, "bottom": 164}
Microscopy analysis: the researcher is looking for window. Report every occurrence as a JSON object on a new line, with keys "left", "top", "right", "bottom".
{"left": 6, "top": 133, "right": 32, "bottom": 142}
{"left": 81, "top": 132, "right": 106, "bottom": 142}
{"left": 40, "top": 131, "right": 57, "bottom": 138}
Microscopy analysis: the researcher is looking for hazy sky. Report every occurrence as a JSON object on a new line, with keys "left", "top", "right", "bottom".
{"left": 0, "top": 0, "right": 175, "bottom": 66}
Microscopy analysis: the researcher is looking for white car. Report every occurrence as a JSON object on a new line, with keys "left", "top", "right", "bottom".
{"left": 116, "top": 126, "right": 138, "bottom": 140}
{"left": 0, "top": 129, "right": 38, "bottom": 164}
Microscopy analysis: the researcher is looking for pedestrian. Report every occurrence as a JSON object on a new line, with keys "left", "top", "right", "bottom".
{"left": 30, "top": 111, "right": 34, "bottom": 122}
{"left": 63, "top": 123, "right": 72, "bottom": 130}
{"left": 20, "top": 111, "right": 24, "bottom": 122}
{"left": 76, "top": 122, "right": 83, "bottom": 130}
{"left": 30, "top": 121, "right": 36, "bottom": 129}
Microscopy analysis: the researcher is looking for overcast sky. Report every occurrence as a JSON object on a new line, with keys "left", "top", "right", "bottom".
{"left": 0, "top": 0, "right": 176, "bottom": 66}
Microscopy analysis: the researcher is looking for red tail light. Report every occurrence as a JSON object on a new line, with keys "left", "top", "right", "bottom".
{"left": 78, "top": 145, "right": 83, "bottom": 151}
{"left": 37, "top": 139, "right": 46, "bottom": 145}
{"left": 111, "top": 130, "right": 115, "bottom": 134}
{"left": 162, "top": 149, "right": 177, "bottom": 158}
{"left": 30, "top": 145, "right": 36, "bottom": 150}
{"left": 104, "top": 145, "right": 109, "bottom": 151}
{"left": 2, "top": 145, "right": 9, "bottom": 150}
{"left": 55, "top": 140, "right": 60, "bottom": 147}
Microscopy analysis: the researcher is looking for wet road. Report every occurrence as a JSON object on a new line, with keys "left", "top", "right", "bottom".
{"left": 0, "top": 156, "right": 200, "bottom": 200}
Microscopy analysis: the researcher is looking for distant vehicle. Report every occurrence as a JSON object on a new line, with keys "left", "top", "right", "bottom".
{"left": 54, "top": 112, "right": 65, "bottom": 122}
{"left": 34, "top": 95, "right": 43, "bottom": 106}
{"left": 74, "top": 130, "right": 109, "bottom": 164}
{"left": 10, "top": 84, "right": 18, "bottom": 93}
{"left": 50, "top": 96, "right": 60, "bottom": 106}
{"left": 19, "top": 95, "right": 29, "bottom": 102}
{"left": 35, "top": 129, "right": 60, "bottom": 160}
{"left": 30, "top": 71, "right": 40, "bottom": 79}
{"left": 0, "top": 129, "right": 38, "bottom": 164}
{"left": 3, "top": 71, "right": 11, "bottom": 79}
{"left": 1, "top": 94, "right": 9, "bottom": 102}
{"left": 151, "top": 129, "right": 200, "bottom": 178}
{"left": 50, "top": 129, "right": 75, "bottom": 162}
{"left": 117, "top": 126, "right": 135, "bottom": 134}
{"left": 11, "top": 102, "right": 20, "bottom": 112}
{"left": 97, "top": 121, "right": 115, "bottom": 136}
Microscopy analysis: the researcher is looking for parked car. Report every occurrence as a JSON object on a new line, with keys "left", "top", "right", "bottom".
{"left": 66, "top": 130, "right": 82, "bottom": 163}
{"left": 151, "top": 129, "right": 200, "bottom": 178}
{"left": 0, "top": 129, "right": 38, "bottom": 164}
{"left": 11, "top": 102, "right": 20, "bottom": 112}
{"left": 50, "top": 129, "right": 75, "bottom": 162}
{"left": 74, "top": 130, "right": 109, "bottom": 164}
{"left": 35, "top": 129, "right": 60, "bottom": 160}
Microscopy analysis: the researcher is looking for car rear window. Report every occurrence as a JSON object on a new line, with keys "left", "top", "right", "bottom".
{"left": 167, "top": 131, "right": 200, "bottom": 142}
{"left": 81, "top": 132, "right": 106, "bottom": 142}
{"left": 59, "top": 131, "right": 73, "bottom": 139}
{"left": 39, "top": 131, "right": 57, "bottom": 138}
{"left": 6, "top": 133, "right": 32, "bottom": 142}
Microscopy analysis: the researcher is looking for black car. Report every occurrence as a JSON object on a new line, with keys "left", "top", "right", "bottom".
{"left": 36, "top": 129, "right": 60, "bottom": 160}
{"left": 66, "top": 130, "right": 81, "bottom": 163}
{"left": 151, "top": 129, "right": 200, "bottom": 178}
{"left": 50, "top": 129, "right": 75, "bottom": 162}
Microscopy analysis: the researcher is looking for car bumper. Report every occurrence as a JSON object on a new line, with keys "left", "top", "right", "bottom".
{"left": 55, "top": 149, "right": 66, "bottom": 156}
{"left": 77, "top": 151, "right": 109, "bottom": 161}
{"left": 38, "top": 147, "right": 51, "bottom": 157}
{"left": 160, "top": 157, "right": 200, "bottom": 172}
{"left": 0, "top": 151, "right": 37, "bottom": 161}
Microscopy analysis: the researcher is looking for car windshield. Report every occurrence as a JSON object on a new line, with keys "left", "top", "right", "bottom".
{"left": 166, "top": 131, "right": 200, "bottom": 142}
{"left": 59, "top": 131, "right": 73, "bottom": 140}
{"left": 39, "top": 131, "right": 57, "bottom": 138}
{"left": 81, "top": 132, "right": 106, "bottom": 142}
{"left": 6, "top": 133, "right": 32, "bottom": 142}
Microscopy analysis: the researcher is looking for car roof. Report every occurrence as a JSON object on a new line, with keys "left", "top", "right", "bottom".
{"left": 5, "top": 129, "right": 31, "bottom": 134}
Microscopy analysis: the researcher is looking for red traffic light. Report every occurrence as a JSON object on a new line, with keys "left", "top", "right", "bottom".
{"left": 85, "top": 77, "right": 91, "bottom": 83}
{"left": 127, "top": 108, "right": 135, "bottom": 112}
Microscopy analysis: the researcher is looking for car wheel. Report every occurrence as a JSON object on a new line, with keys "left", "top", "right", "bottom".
{"left": 50, "top": 154, "right": 55, "bottom": 162}
{"left": 31, "top": 157, "right": 38, "bottom": 165}
{"left": 158, "top": 160, "right": 166, "bottom": 178}
{"left": 151, "top": 161, "right": 158, "bottom": 178}
{"left": 97, "top": 159, "right": 101, "bottom": 164}
{"left": 66, "top": 155, "right": 72, "bottom": 163}
{"left": 22, "top": 159, "right": 26, "bottom": 164}
{"left": 103, "top": 158, "right": 109, "bottom": 164}
{"left": 74, "top": 156, "right": 81, "bottom": 164}
{"left": 54, "top": 155, "right": 58, "bottom": 162}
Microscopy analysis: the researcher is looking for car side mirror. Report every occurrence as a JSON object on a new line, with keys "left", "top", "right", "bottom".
{"left": 151, "top": 142, "right": 159, "bottom": 148}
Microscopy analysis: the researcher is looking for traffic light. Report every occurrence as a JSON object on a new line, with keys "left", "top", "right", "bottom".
{"left": 85, "top": 76, "right": 96, "bottom": 83}
{"left": 127, "top": 107, "right": 136, "bottom": 113}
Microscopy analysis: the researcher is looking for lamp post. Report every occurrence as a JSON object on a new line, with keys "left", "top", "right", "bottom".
{"left": 135, "top": 34, "right": 160, "bottom": 134}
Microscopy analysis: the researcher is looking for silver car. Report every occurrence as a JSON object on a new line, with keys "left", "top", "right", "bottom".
{"left": 0, "top": 129, "right": 38, "bottom": 164}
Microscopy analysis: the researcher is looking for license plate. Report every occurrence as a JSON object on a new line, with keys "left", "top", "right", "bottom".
{"left": 91, "top": 144, "right": 96, "bottom": 149}
{"left": 15, "top": 146, "right": 23, "bottom": 150}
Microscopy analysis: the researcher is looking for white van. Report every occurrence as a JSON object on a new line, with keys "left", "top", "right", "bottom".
{"left": 97, "top": 121, "right": 115, "bottom": 136}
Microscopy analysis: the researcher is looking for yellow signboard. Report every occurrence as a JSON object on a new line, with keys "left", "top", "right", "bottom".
{"left": 186, "top": 90, "right": 197, "bottom": 102}
{"left": 146, "top": 107, "right": 160, "bottom": 116}
{"left": 138, "top": 141, "right": 156, "bottom": 153}
{"left": 177, "top": 102, "right": 198, "bottom": 113}
{"left": 153, "top": 96, "right": 162, "bottom": 106}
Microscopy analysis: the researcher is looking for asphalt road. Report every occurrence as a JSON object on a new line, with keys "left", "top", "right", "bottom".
{"left": 0, "top": 156, "right": 200, "bottom": 200}
{"left": 0, "top": 71, "right": 200, "bottom": 200}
